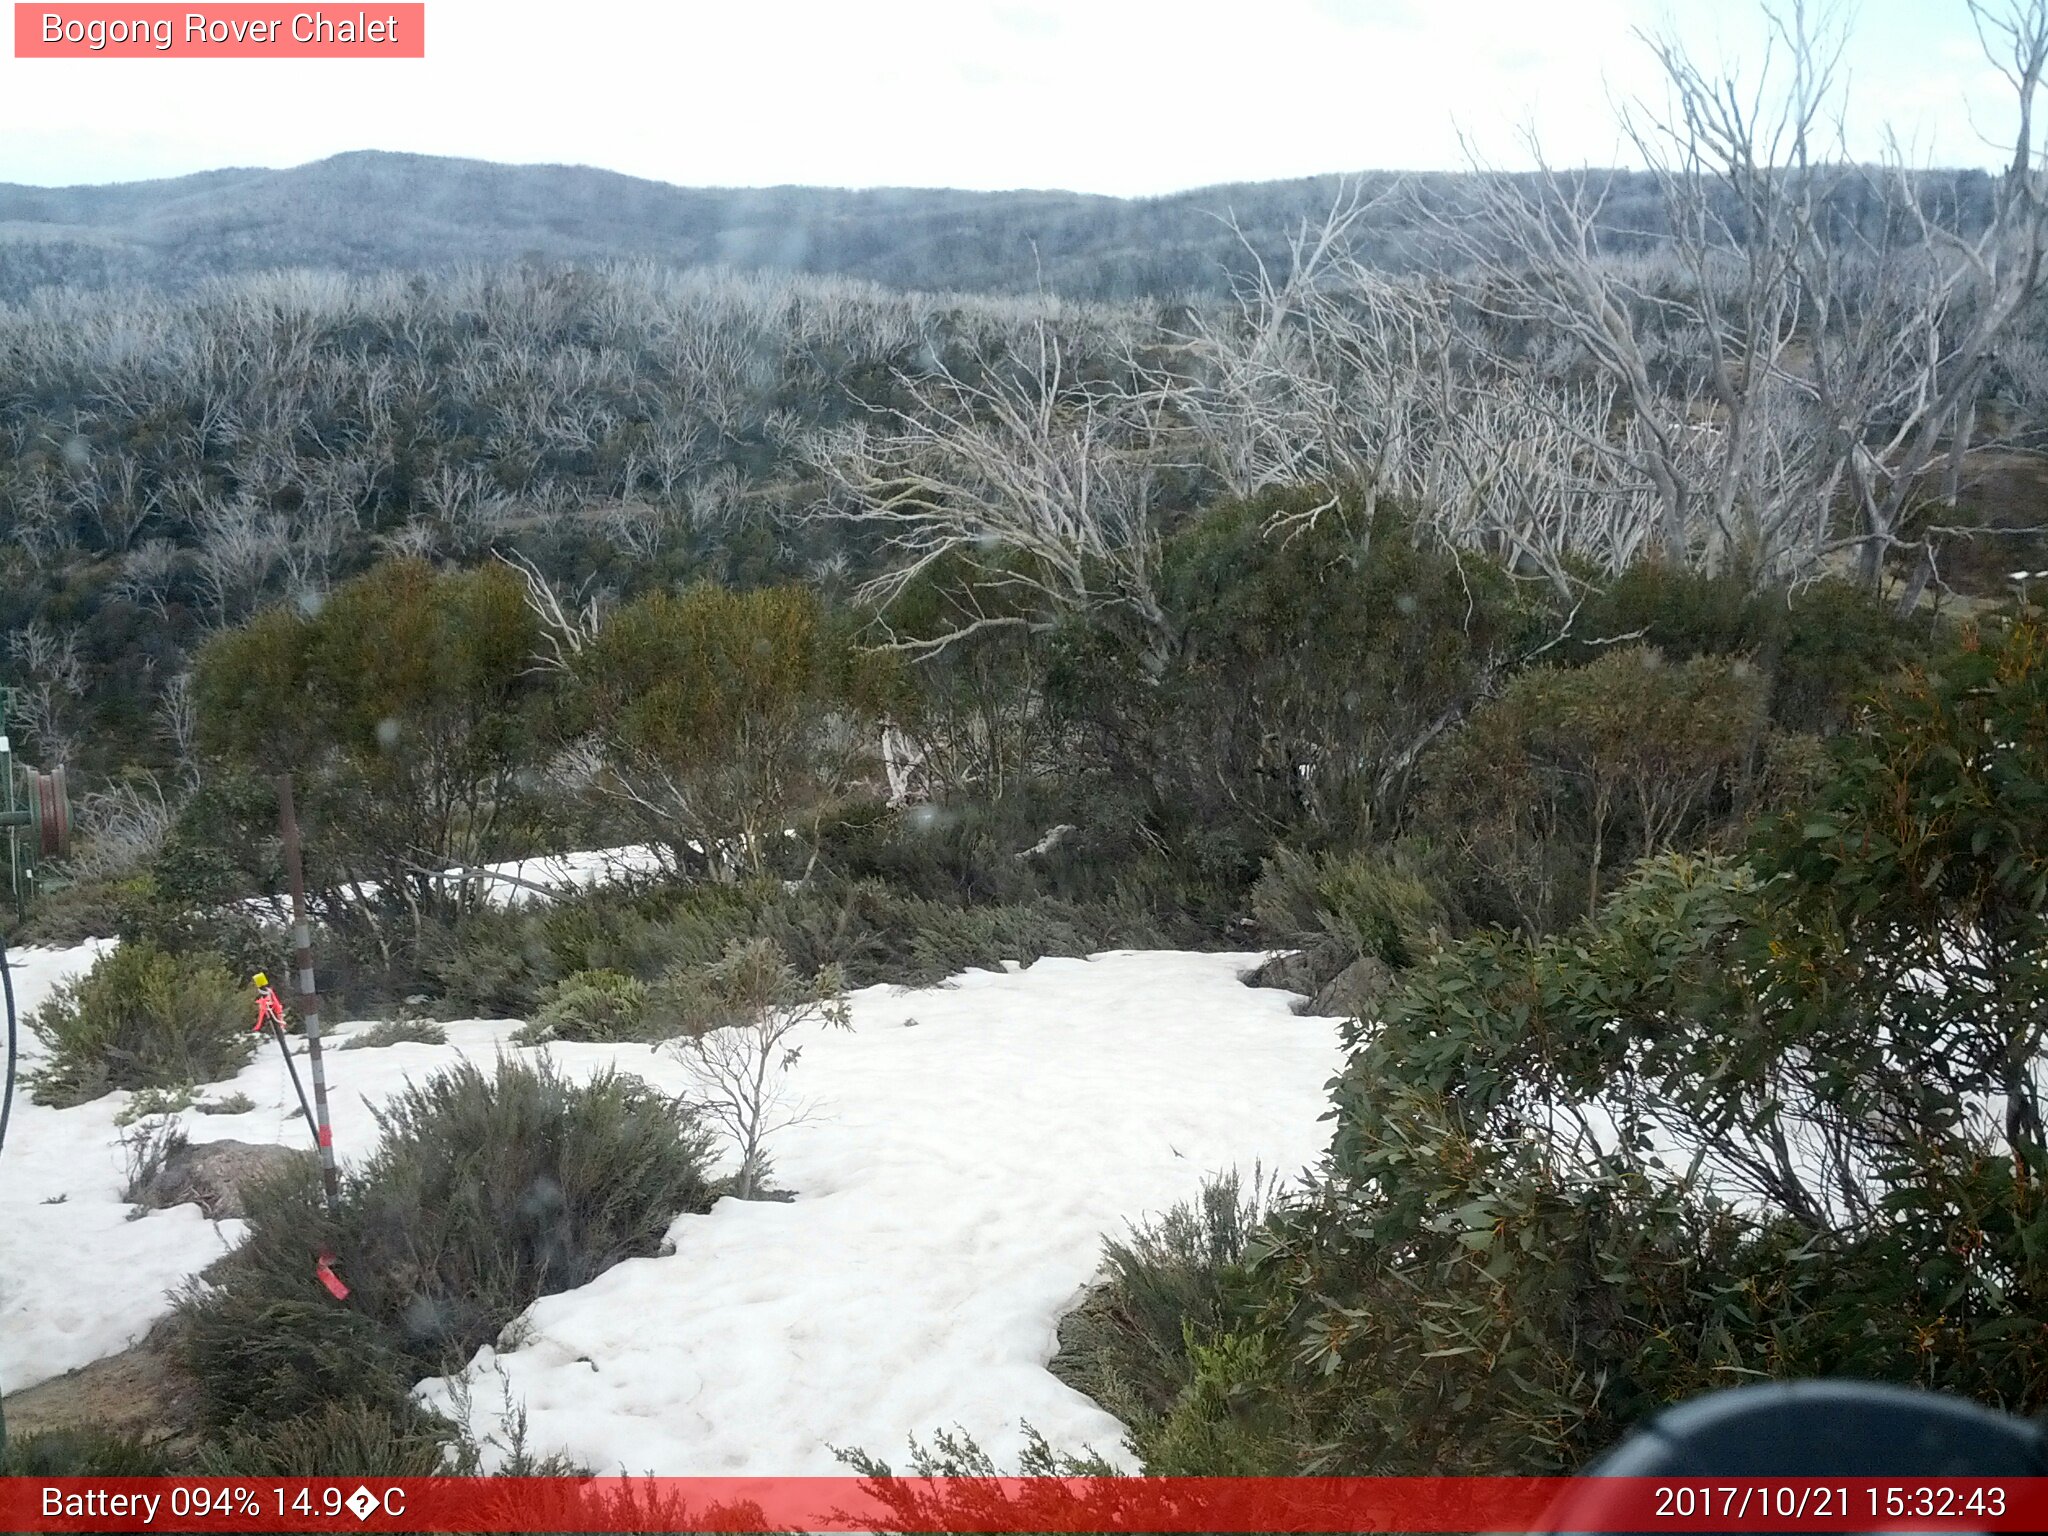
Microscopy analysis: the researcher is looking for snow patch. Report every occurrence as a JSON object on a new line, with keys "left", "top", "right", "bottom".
{"left": 2, "top": 941, "right": 1343, "bottom": 1480}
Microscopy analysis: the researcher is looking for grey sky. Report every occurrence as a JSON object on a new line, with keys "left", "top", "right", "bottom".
{"left": 0, "top": 0, "right": 2005, "bottom": 193}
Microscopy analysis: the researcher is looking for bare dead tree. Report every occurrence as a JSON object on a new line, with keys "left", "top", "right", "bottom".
{"left": 189, "top": 494, "right": 287, "bottom": 628}
{"left": 63, "top": 773, "right": 173, "bottom": 881}
{"left": 156, "top": 669, "right": 199, "bottom": 784}
{"left": 109, "top": 538, "right": 183, "bottom": 621}
{"left": 497, "top": 548, "right": 603, "bottom": 674}
{"left": 5, "top": 619, "right": 88, "bottom": 765}
{"left": 1809, "top": 0, "right": 2048, "bottom": 604}
{"left": 810, "top": 320, "right": 1174, "bottom": 659}
{"left": 1441, "top": 0, "right": 2048, "bottom": 590}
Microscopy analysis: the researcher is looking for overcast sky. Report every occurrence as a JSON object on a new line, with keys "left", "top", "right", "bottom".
{"left": 0, "top": 1, "right": 2008, "bottom": 194}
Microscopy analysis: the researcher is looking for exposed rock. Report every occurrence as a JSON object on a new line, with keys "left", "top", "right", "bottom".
{"left": 131, "top": 1139, "right": 307, "bottom": 1221}
{"left": 1309, "top": 955, "right": 1396, "bottom": 1022}
{"left": 1045, "top": 1276, "right": 1120, "bottom": 1404}
{"left": 1242, "top": 948, "right": 1318, "bottom": 996}
{"left": 1243, "top": 937, "right": 1358, "bottom": 1010}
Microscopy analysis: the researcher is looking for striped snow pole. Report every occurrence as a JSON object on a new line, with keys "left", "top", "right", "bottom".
{"left": 276, "top": 774, "right": 341, "bottom": 1212}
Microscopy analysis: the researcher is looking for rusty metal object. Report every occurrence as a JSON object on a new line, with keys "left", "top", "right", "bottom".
{"left": 33, "top": 766, "right": 68, "bottom": 860}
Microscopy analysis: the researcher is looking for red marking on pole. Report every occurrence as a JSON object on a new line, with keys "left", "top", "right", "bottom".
{"left": 317, "top": 1124, "right": 333, "bottom": 1148}
{"left": 254, "top": 986, "right": 286, "bottom": 1032}
{"left": 315, "top": 1253, "right": 349, "bottom": 1300}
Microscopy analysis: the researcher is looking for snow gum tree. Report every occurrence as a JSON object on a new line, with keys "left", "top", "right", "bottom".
{"left": 191, "top": 557, "right": 551, "bottom": 957}
{"left": 567, "top": 583, "right": 895, "bottom": 880}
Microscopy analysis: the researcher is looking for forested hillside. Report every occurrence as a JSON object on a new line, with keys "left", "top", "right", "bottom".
{"left": 0, "top": 149, "right": 2010, "bottom": 301}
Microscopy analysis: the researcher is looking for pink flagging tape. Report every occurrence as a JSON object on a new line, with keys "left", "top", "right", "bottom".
{"left": 314, "top": 1254, "right": 349, "bottom": 1300}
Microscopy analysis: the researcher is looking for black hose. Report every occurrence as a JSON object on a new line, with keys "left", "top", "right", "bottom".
{"left": 1, "top": 938, "right": 16, "bottom": 1163}
{"left": 1, "top": 936, "right": 15, "bottom": 1459}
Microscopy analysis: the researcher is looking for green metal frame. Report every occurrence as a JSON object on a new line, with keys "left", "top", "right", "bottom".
{"left": 0, "top": 686, "right": 69, "bottom": 916}
{"left": 1, "top": 686, "right": 26, "bottom": 914}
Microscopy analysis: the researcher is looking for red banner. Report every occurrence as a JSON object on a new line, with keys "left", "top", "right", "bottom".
{"left": 3, "top": 1475, "right": 2045, "bottom": 1532}
{"left": 13, "top": 4, "right": 424, "bottom": 58}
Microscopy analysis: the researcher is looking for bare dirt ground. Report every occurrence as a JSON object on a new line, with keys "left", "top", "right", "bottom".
{"left": 2, "top": 1325, "right": 198, "bottom": 1451}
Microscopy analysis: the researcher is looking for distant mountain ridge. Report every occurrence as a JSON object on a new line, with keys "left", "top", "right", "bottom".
{"left": 0, "top": 149, "right": 1381, "bottom": 302}
{"left": 0, "top": 150, "right": 1999, "bottom": 305}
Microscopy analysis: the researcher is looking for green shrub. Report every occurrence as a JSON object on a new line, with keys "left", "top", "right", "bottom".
{"left": 192, "top": 559, "right": 554, "bottom": 944}
{"left": 752, "top": 882, "right": 1157, "bottom": 988}
{"left": 569, "top": 582, "right": 888, "bottom": 880}
{"left": 1253, "top": 845, "right": 1445, "bottom": 988}
{"left": 417, "top": 906, "right": 559, "bottom": 1016}
{"left": 427, "top": 868, "right": 1167, "bottom": 1024}
{"left": 178, "top": 1055, "right": 715, "bottom": 1431}
{"left": 1047, "top": 489, "right": 1533, "bottom": 899}
{"left": 1412, "top": 647, "right": 1768, "bottom": 934}
{"left": 1141, "top": 620, "right": 2048, "bottom": 1478}
{"left": 0, "top": 1426, "right": 173, "bottom": 1476}
{"left": 115, "top": 1084, "right": 200, "bottom": 1126}
{"left": 1051, "top": 1170, "right": 1279, "bottom": 1439}
{"left": 1569, "top": 567, "right": 1918, "bottom": 732}
{"left": 809, "top": 797, "right": 1050, "bottom": 905}
{"left": 176, "top": 1278, "right": 417, "bottom": 1431}
{"left": 900, "top": 902, "right": 1095, "bottom": 984}
{"left": 192, "top": 1401, "right": 466, "bottom": 1477}
{"left": 28, "top": 941, "right": 255, "bottom": 1107}
{"left": 114, "top": 870, "right": 285, "bottom": 992}
{"left": 12, "top": 875, "right": 143, "bottom": 946}
{"left": 341, "top": 1018, "right": 449, "bottom": 1050}
{"left": 516, "top": 968, "right": 653, "bottom": 1044}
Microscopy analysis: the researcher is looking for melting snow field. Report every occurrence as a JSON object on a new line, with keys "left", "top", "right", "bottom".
{"left": 1, "top": 941, "right": 1342, "bottom": 1475}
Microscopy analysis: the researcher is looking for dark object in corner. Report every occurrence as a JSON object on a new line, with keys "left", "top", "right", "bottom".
{"left": 1546, "top": 1380, "right": 2048, "bottom": 1535}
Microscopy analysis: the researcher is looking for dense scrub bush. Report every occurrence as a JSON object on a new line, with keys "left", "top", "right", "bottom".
{"left": 192, "top": 1402, "right": 466, "bottom": 1477}
{"left": 110, "top": 875, "right": 285, "bottom": 989}
{"left": 1051, "top": 1171, "right": 1278, "bottom": 1446}
{"left": 0, "top": 1427, "right": 173, "bottom": 1476}
{"left": 1126, "top": 616, "right": 2048, "bottom": 1475}
{"left": 178, "top": 1279, "right": 417, "bottom": 1431}
{"left": 9, "top": 873, "right": 141, "bottom": 946}
{"left": 413, "top": 870, "right": 1165, "bottom": 1021}
{"left": 340, "top": 1018, "right": 449, "bottom": 1050}
{"left": 193, "top": 559, "right": 554, "bottom": 957}
{"left": 417, "top": 905, "right": 561, "bottom": 1016}
{"left": 178, "top": 1056, "right": 716, "bottom": 1431}
{"left": 763, "top": 883, "right": 1163, "bottom": 986}
{"left": 810, "top": 796, "right": 1056, "bottom": 905}
{"left": 1412, "top": 646, "right": 1771, "bottom": 934}
{"left": 1252, "top": 844, "right": 1446, "bottom": 992}
{"left": 28, "top": 941, "right": 254, "bottom": 1106}
{"left": 517, "top": 968, "right": 653, "bottom": 1044}
{"left": 540, "top": 881, "right": 760, "bottom": 977}
{"left": 1568, "top": 567, "right": 1917, "bottom": 732}
{"left": 568, "top": 582, "right": 892, "bottom": 879}
{"left": 1048, "top": 490, "right": 1535, "bottom": 909}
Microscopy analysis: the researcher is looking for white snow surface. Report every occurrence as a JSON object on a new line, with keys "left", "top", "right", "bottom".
{"left": 238, "top": 843, "right": 669, "bottom": 920}
{"left": 0, "top": 938, "right": 256, "bottom": 1391}
{"left": 2, "top": 941, "right": 1342, "bottom": 1478}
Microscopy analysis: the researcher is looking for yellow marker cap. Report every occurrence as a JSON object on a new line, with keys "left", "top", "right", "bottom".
{"left": 252, "top": 971, "right": 269, "bottom": 988}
